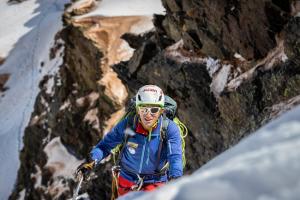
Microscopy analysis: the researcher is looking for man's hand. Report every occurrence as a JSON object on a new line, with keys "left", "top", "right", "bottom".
{"left": 75, "top": 160, "right": 95, "bottom": 180}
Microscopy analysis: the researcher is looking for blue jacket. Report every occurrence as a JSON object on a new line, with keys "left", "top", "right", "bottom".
{"left": 90, "top": 115, "right": 183, "bottom": 183}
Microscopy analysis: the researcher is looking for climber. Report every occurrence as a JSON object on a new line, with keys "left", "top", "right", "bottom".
{"left": 76, "top": 85, "right": 183, "bottom": 197}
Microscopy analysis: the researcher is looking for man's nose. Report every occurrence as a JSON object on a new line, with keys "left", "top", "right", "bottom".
{"left": 144, "top": 111, "right": 152, "bottom": 118}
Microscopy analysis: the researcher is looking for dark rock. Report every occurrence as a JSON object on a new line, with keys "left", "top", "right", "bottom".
{"left": 162, "top": 15, "right": 183, "bottom": 42}
{"left": 7, "top": 0, "right": 27, "bottom": 4}
{"left": 163, "top": 0, "right": 182, "bottom": 12}
{"left": 0, "top": 57, "right": 5, "bottom": 65}
{"left": 121, "top": 31, "right": 154, "bottom": 49}
{"left": 0, "top": 73, "right": 10, "bottom": 92}
{"left": 283, "top": 17, "right": 300, "bottom": 62}
{"left": 114, "top": 12, "right": 300, "bottom": 172}
{"left": 182, "top": 29, "right": 203, "bottom": 51}
{"left": 127, "top": 41, "right": 159, "bottom": 77}
{"left": 162, "top": 0, "right": 293, "bottom": 60}
{"left": 152, "top": 14, "right": 176, "bottom": 49}
{"left": 61, "top": 25, "right": 102, "bottom": 92}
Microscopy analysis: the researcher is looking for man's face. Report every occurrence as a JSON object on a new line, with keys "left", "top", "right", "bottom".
{"left": 137, "top": 105, "right": 163, "bottom": 130}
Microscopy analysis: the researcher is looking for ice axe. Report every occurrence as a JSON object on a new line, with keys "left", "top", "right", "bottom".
{"left": 72, "top": 173, "right": 84, "bottom": 200}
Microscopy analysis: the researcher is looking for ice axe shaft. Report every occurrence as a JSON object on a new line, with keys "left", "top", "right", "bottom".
{"left": 73, "top": 174, "right": 84, "bottom": 200}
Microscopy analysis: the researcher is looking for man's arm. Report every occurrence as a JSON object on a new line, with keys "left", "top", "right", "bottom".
{"left": 90, "top": 118, "right": 127, "bottom": 163}
{"left": 166, "top": 120, "right": 183, "bottom": 179}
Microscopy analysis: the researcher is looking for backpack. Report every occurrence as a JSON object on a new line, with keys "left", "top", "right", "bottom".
{"left": 111, "top": 95, "right": 188, "bottom": 169}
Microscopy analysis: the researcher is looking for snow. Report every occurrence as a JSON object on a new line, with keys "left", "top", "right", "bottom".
{"left": 17, "top": 189, "right": 26, "bottom": 200}
{"left": 0, "top": 1, "right": 39, "bottom": 58}
{"left": 78, "top": 0, "right": 165, "bottom": 18}
{"left": 44, "top": 137, "right": 83, "bottom": 178}
{"left": 205, "top": 57, "right": 221, "bottom": 77}
{"left": 66, "top": 0, "right": 94, "bottom": 13}
{"left": 43, "top": 137, "right": 83, "bottom": 199}
{"left": 31, "top": 165, "right": 42, "bottom": 189}
{"left": 129, "top": 17, "right": 156, "bottom": 34}
{"left": 211, "top": 64, "right": 231, "bottom": 97}
{"left": 119, "top": 105, "right": 300, "bottom": 200}
{"left": 0, "top": 0, "right": 69, "bottom": 199}
{"left": 45, "top": 76, "right": 55, "bottom": 95}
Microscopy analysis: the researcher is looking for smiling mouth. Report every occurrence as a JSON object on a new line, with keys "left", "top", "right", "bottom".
{"left": 145, "top": 119, "right": 153, "bottom": 123}
{"left": 144, "top": 117, "right": 154, "bottom": 123}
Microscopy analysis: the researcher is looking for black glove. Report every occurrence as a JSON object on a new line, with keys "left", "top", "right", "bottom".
{"left": 75, "top": 160, "right": 95, "bottom": 180}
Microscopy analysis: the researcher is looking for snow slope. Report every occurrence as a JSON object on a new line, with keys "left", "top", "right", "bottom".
{"left": 0, "top": 0, "right": 68, "bottom": 199}
{"left": 0, "top": 0, "right": 39, "bottom": 58}
{"left": 78, "top": 0, "right": 165, "bottom": 17}
{"left": 119, "top": 105, "right": 300, "bottom": 200}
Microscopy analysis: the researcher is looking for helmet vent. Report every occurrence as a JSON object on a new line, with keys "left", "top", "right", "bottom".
{"left": 138, "top": 94, "right": 141, "bottom": 101}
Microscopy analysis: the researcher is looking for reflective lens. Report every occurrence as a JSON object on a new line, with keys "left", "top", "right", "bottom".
{"left": 150, "top": 107, "right": 160, "bottom": 114}
{"left": 139, "top": 106, "right": 161, "bottom": 115}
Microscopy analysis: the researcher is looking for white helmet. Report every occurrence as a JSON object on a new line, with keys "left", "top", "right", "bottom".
{"left": 136, "top": 85, "right": 165, "bottom": 107}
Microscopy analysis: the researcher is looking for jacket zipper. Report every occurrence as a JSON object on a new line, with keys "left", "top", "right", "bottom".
{"left": 145, "top": 129, "right": 152, "bottom": 165}
{"left": 138, "top": 137, "right": 147, "bottom": 173}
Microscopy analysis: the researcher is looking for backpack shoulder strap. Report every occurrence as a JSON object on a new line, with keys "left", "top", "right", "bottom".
{"left": 155, "top": 113, "right": 169, "bottom": 172}
{"left": 161, "top": 113, "right": 169, "bottom": 140}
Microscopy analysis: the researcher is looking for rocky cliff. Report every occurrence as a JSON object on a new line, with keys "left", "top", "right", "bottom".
{"left": 10, "top": 0, "right": 300, "bottom": 199}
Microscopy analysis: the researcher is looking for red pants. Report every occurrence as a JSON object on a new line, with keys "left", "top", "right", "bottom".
{"left": 118, "top": 175, "right": 164, "bottom": 196}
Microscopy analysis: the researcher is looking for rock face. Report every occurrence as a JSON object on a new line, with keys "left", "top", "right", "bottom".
{"left": 114, "top": 1, "right": 300, "bottom": 173}
{"left": 160, "top": 0, "right": 292, "bottom": 60}
{"left": 10, "top": 1, "right": 300, "bottom": 200}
